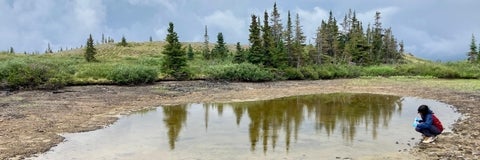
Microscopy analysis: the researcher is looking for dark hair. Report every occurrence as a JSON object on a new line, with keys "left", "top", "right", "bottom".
{"left": 417, "top": 105, "right": 429, "bottom": 114}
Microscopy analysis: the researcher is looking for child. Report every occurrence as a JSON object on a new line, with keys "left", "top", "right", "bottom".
{"left": 414, "top": 105, "right": 444, "bottom": 143}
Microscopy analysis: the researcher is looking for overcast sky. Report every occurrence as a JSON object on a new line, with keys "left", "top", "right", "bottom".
{"left": 1, "top": 0, "right": 479, "bottom": 61}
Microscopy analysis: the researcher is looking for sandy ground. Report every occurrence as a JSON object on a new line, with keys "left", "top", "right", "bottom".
{"left": 1, "top": 79, "right": 479, "bottom": 160}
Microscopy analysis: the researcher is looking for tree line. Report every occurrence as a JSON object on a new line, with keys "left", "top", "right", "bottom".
{"left": 234, "top": 3, "right": 404, "bottom": 68}
{"left": 156, "top": 3, "right": 405, "bottom": 79}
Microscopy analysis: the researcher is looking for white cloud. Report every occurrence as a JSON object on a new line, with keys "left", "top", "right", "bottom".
{"left": 357, "top": 6, "right": 399, "bottom": 27}
{"left": 155, "top": 25, "right": 168, "bottom": 41}
{"left": 127, "top": 0, "right": 177, "bottom": 12}
{"left": 296, "top": 7, "right": 329, "bottom": 43}
{"left": 72, "top": 0, "right": 106, "bottom": 33}
{"left": 202, "top": 10, "right": 246, "bottom": 41}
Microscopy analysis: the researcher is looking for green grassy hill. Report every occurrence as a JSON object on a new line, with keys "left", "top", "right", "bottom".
{"left": 1, "top": 41, "right": 479, "bottom": 90}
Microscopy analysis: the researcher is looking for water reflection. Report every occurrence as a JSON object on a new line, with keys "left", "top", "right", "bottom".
{"left": 162, "top": 93, "right": 402, "bottom": 152}
{"left": 163, "top": 105, "right": 187, "bottom": 150}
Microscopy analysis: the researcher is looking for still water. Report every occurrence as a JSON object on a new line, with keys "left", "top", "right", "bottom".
{"left": 33, "top": 93, "right": 460, "bottom": 160}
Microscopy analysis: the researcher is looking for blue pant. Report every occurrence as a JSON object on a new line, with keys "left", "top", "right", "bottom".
{"left": 415, "top": 126, "right": 441, "bottom": 137}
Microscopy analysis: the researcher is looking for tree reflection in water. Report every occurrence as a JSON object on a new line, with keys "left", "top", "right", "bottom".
{"left": 162, "top": 93, "right": 402, "bottom": 152}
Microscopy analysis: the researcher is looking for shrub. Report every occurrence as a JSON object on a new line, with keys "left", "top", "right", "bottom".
{"left": 316, "top": 66, "right": 334, "bottom": 79}
{"left": 0, "top": 59, "right": 73, "bottom": 90}
{"left": 396, "top": 63, "right": 460, "bottom": 78}
{"left": 206, "top": 63, "right": 274, "bottom": 82}
{"left": 363, "top": 65, "right": 397, "bottom": 77}
{"left": 300, "top": 66, "right": 319, "bottom": 80}
{"left": 107, "top": 65, "right": 157, "bottom": 85}
{"left": 283, "top": 68, "right": 304, "bottom": 80}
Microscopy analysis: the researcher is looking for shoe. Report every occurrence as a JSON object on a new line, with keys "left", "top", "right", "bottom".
{"left": 422, "top": 136, "right": 436, "bottom": 143}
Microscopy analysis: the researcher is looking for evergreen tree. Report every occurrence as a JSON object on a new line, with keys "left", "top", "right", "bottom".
{"left": 345, "top": 17, "right": 370, "bottom": 65}
{"left": 262, "top": 11, "right": 274, "bottom": 67}
{"left": 248, "top": 14, "right": 263, "bottom": 64}
{"left": 314, "top": 26, "right": 323, "bottom": 64}
{"left": 293, "top": 13, "right": 306, "bottom": 67}
{"left": 212, "top": 32, "right": 228, "bottom": 59}
{"left": 102, "top": 33, "right": 105, "bottom": 44}
{"left": 468, "top": 34, "right": 478, "bottom": 63}
{"left": 234, "top": 42, "right": 246, "bottom": 63}
{"left": 270, "top": 3, "right": 287, "bottom": 68}
{"left": 478, "top": 43, "right": 480, "bottom": 62}
{"left": 340, "top": 9, "right": 353, "bottom": 33}
{"left": 119, "top": 36, "right": 128, "bottom": 47}
{"left": 371, "top": 11, "right": 384, "bottom": 64}
{"left": 46, "top": 43, "right": 53, "bottom": 53}
{"left": 187, "top": 44, "right": 194, "bottom": 60}
{"left": 162, "top": 22, "right": 190, "bottom": 80}
{"left": 84, "top": 34, "right": 97, "bottom": 62}
{"left": 318, "top": 11, "right": 340, "bottom": 63}
{"left": 284, "top": 11, "right": 294, "bottom": 66}
{"left": 399, "top": 40, "right": 405, "bottom": 53}
{"left": 270, "top": 2, "right": 283, "bottom": 43}
{"left": 203, "top": 25, "right": 210, "bottom": 60}
{"left": 383, "top": 28, "right": 401, "bottom": 63}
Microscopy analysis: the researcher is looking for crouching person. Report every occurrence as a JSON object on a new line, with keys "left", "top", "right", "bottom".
{"left": 415, "top": 105, "right": 444, "bottom": 143}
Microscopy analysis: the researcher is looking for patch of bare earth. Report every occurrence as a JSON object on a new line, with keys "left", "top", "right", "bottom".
{"left": 0, "top": 80, "right": 479, "bottom": 159}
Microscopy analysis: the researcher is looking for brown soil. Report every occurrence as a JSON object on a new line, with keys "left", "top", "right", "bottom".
{"left": 1, "top": 80, "right": 479, "bottom": 160}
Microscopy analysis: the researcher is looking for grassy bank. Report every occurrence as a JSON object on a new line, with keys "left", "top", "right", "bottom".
{"left": 1, "top": 42, "right": 479, "bottom": 90}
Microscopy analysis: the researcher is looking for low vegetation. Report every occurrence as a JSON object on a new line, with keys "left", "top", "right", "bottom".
{"left": 1, "top": 41, "right": 479, "bottom": 90}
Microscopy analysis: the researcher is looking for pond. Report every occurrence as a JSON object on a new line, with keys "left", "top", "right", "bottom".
{"left": 31, "top": 93, "right": 460, "bottom": 160}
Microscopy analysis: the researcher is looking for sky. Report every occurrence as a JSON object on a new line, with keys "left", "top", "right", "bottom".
{"left": 1, "top": 0, "right": 479, "bottom": 61}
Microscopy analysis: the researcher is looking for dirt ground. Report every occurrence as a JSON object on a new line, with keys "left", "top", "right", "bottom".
{"left": 1, "top": 79, "right": 479, "bottom": 160}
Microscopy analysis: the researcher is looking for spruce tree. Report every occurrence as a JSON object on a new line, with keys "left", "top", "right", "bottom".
{"left": 326, "top": 11, "right": 339, "bottom": 60}
{"left": 212, "top": 32, "right": 228, "bottom": 59}
{"left": 371, "top": 11, "right": 383, "bottom": 65}
{"left": 399, "top": 40, "right": 405, "bottom": 53}
{"left": 293, "top": 13, "right": 306, "bottom": 67}
{"left": 187, "top": 44, "right": 194, "bottom": 60}
{"left": 315, "top": 26, "right": 323, "bottom": 65}
{"left": 270, "top": 2, "right": 287, "bottom": 68}
{"left": 262, "top": 11, "right": 274, "bottom": 67}
{"left": 468, "top": 34, "right": 477, "bottom": 63}
{"left": 162, "top": 22, "right": 190, "bottom": 80}
{"left": 345, "top": 17, "right": 369, "bottom": 65}
{"left": 85, "top": 34, "right": 97, "bottom": 62}
{"left": 119, "top": 36, "right": 128, "bottom": 47}
{"left": 203, "top": 25, "right": 210, "bottom": 60}
{"left": 46, "top": 43, "right": 53, "bottom": 53}
{"left": 234, "top": 42, "right": 246, "bottom": 63}
{"left": 270, "top": 2, "right": 283, "bottom": 43}
{"left": 284, "top": 11, "right": 294, "bottom": 66}
{"left": 382, "top": 28, "right": 400, "bottom": 64}
{"left": 102, "top": 33, "right": 105, "bottom": 44}
{"left": 248, "top": 14, "right": 263, "bottom": 65}
{"left": 478, "top": 43, "right": 480, "bottom": 62}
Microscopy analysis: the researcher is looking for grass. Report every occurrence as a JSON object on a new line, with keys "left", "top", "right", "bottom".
{"left": 348, "top": 76, "right": 480, "bottom": 92}
{"left": 1, "top": 41, "right": 479, "bottom": 90}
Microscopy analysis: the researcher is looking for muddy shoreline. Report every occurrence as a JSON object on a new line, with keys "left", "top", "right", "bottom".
{"left": 1, "top": 79, "right": 479, "bottom": 159}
